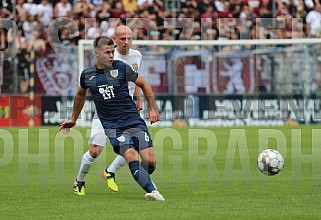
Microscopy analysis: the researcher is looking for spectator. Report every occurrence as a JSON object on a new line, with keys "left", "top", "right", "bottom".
{"left": 239, "top": 5, "right": 256, "bottom": 28}
{"left": 214, "top": 0, "right": 225, "bottom": 12}
{"left": 123, "top": 0, "right": 138, "bottom": 12}
{"left": 201, "top": 5, "right": 218, "bottom": 19}
{"left": 37, "top": 0, "right": 53, "bottom": 27}
{"left": 23, "top": 0, "right": 38, "bottom": 16}
{"left": 27, "top": 29, "right": 46, "bottom": 53}
{"left": 110, "top": 1, "right": 125, "bottom": 18}
{"left": 0, "top": 29, "right": 7, "bottom": 51}
{"left": 100, "top": 19, "right": 117, "bottom": 37}
{"left": 96, "top": 0, "right": 111, "bottom": 24}
{"left": 182, "top": 0, "right": 198, "bottom": 15}
{"left": 16, "top": 0, "right": 29, "bottom": 22}
{"left": 74, "top": 0, "right": 97, "bottom": 17}
{"left": 218, "top": 1, "right": 234, "bottom": 18}
{"left": 296, "top": 0, "right": 307, "bottom": 18}
{"left": 198, "top": 0, "right": 215, "bottom": 15}
{"left": 22, "top": 13, "right": 38, "bottom": 41}
{"left": 305, "top": 5, "right": 321, "bottom": 37}
{"left": 90, "top": 0, "right": 104, "bottom": 10}
{"left": 137, "top": 0, "right": 153, "bottom": 7}
{"left": 2, "top": 0, "right": 16, "bottom": 20}
{"left": 86, "top": 21, "right": 102, "bottom": 39}
{"left": 54, "top": 0, "right": 72, "bottom": 18}
{"left": 244, "top": 0, "right": 262, "bottom": 16}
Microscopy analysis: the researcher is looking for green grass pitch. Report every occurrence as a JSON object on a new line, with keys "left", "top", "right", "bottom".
{"left": 1, "top": 125, "right": 321, "bottom": 219}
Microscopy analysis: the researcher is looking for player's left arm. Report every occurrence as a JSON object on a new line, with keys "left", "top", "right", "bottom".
{"left": 134, "top": 54, "right": 143, "bottom": 111}
{"left": 134, "top": 75, "right": 159, "bottom": 124}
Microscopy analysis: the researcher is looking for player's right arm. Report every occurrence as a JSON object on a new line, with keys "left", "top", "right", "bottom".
{"left": 59, "top": 86, "right": 87, "bottom": 131}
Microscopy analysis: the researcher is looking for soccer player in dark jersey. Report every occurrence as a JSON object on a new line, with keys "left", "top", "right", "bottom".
{"left": 59, "top": 36, "right": 165, "bottom": 201}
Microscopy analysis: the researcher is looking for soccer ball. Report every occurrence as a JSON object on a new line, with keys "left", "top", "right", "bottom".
{"left": 257, "top": 149, "right": 284, "bottom": 176}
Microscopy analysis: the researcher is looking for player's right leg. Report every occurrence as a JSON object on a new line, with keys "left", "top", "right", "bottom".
{"left": 74, "top": 144, "right": 104, "bottom": 195}
{"left": 74, "top": 118, "right": 107, "bottom": 195}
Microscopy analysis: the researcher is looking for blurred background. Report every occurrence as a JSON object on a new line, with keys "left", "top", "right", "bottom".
{"left": 1, "top": 0, "right": 321, "bottom": 126}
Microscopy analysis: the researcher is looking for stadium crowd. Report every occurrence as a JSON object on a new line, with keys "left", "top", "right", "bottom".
{"left": 0, "top": 0, "right": 320, "bottom": 93}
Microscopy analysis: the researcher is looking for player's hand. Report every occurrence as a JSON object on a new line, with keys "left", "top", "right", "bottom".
{"left": 147, "top": 110, "right": 159, "bottom": 124}
{"left": 136, "top": 99, "right": 143, "bottom": 111}
{"left": 59, "top": 120, "right": 76, "bottom": 134}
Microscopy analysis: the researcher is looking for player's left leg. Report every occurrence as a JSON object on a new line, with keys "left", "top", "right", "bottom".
{"left": 139, "top": 147, "right": 164, "bottom": 201}
{"left": 106, "top": 155, "right": 126, "bottom": 173}
{"left": 102, "top": 155, "right": 126, "bottom": 192}
{"left": 139, "top": 147, "right": 156, "bottom": 174}
{"left": 132, "top": 128, "right": 164, "bottom": 201}
{"left": 121, "top": 148, "right": 157, "bottom": 193}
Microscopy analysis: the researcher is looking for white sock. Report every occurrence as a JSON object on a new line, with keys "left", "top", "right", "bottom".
{"left": 107, "top": 155, "right": 126, "bottom": 173}
{"left": 76, "top": 151, "right": 96, "bottom": 182}
{"left": 151, "top": 180, "right": 158, "bottom": 191}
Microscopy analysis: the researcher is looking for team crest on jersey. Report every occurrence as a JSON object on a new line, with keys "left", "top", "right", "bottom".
{"left": 110, "top": 69, "right": 118, "bottom": 77}
{"left": 132, "top": 63, "right": 139, "bottom": 73}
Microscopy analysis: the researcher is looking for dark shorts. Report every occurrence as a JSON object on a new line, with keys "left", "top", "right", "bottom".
{"left": 105, "top": 127, "right": 153, "bottom": 155}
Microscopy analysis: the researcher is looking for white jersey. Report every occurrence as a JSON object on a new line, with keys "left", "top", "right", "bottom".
{"left": 114, "top": 48, "right": 142, "bottom": 97}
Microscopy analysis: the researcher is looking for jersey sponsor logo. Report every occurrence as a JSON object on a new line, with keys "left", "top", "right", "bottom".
{"left": 132, "top": 63, "right": 139, "bottom": 73}
{"left": 110, "top": 69, "right": 119, "bottom": 78}
{"left": 98, "top": 84, "right": 115, "bottom": 100}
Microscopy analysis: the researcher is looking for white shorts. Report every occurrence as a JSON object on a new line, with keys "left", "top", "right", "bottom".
{"left": 88, "top": 116, "right": 108, "bottom": 147}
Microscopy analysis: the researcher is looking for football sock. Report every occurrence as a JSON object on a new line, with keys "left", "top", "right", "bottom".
{"left": 141, "top": 162, "right": 157, "bottom": 189}
{"left": 76, "top": 151, "right": 96, "bottom": 182}
{"left": 129, "top": 160, "right": 156, "bottom": 193}
{"left": 141, "top": 161, "right": 156, "bottom": 174}
{"left": 107, "top": 155, "right": 126, "bottom": 173}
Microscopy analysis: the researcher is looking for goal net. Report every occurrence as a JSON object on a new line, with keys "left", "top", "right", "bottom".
{"left": 77, "top": 39, "right": 321, "bottom": 126}
{"left": 78, "top": 38, "right": 321, "bottom": 96}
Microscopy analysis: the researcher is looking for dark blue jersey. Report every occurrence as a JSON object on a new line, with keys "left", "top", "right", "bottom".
{"left": 80, "top": 60, "right": 143, "bottom": 129}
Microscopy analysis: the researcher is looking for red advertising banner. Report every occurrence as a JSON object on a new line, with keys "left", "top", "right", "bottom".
{"left": 214, "top": 56, "right": 257, "bottom": 94}
{"left": 139, "top": 55, "right": 169, "bottom": 93}
{"left": 174, "top": 52, "right": 257, "bottom": 94}
{"left": 176, "top": 55, "right": 210, "bottom": 94}
{"left": 0, "top": 96, "right": 41, "bottom": 127}
{"left": 10, "top": 96, "right": 42, "bottom": 127}
{"left": 0, "top": 96, "right": 9, "bottom": 126}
